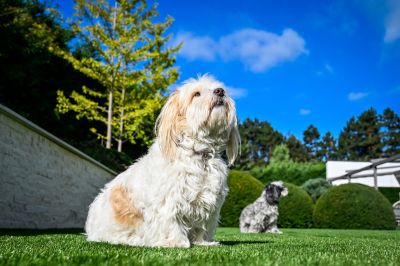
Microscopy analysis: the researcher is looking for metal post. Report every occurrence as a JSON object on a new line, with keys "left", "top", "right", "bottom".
{"left": 373, "top": 166, "right": 378, "bottom": 190}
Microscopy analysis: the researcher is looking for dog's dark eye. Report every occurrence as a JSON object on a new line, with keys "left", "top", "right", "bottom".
{"left": 194, "top": 92, "right": 201, "bottom": 97}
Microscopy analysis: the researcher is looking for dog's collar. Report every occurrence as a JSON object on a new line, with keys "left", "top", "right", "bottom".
{"left": 176, "top": 141, "right": 214, "bottom": 159}
{"left": 175, "top": 135, "right": 217, "bottom": 161}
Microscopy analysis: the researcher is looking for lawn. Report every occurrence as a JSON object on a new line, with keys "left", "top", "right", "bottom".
{"left": 0, "top": 228, "right": 399, "bottom": 266}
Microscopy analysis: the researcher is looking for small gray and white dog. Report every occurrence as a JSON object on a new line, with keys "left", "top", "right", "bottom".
{"left": 240, "top": 181, "right": 288, "bottom": 234}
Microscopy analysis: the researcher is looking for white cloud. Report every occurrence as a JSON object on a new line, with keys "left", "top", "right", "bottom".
{"left": 173, "top": 32, "right": 217, "bottom": 61}
{"left": 299, "top": 108, "right": 311, "bottom": 116}
{"left": 348, "top": 92, "right": 369, "bottom": 101}
{"left": 173, "top": 28, "right": 308, "bottom": 72}
{"left": 225, "top": 86, "right": 248, "bottom": 99}
{"left": 219, "top": 28, "right": 308, "bottom": 72}
{"left": 384, "top": 0, "right": 400, "bottom": 43}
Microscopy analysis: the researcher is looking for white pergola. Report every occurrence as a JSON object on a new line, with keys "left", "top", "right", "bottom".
{"left": 327, "top": 154, "right": 400, "bottom": 190}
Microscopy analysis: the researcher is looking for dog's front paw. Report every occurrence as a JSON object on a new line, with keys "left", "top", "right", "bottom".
{"left": 161, "top": 239, "right": 191, "bottom": 248}
{"left": 193, "top": 241, "right": 220, "bottom": 246}
{"left": 267, "top": 228, "right": 283, "bottom": 234}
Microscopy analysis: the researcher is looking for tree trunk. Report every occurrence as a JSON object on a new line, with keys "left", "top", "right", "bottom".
{"left": 117, "top": 87, "right": 125, "bottom": 152}
{"left": 106, "top": 88, "right": 113, "bottom": 149}
{"left": 106, "top": 3, "right": 118, "bottom": 150}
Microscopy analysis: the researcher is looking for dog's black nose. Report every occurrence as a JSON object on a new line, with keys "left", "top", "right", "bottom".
{"left": 213, "top": 88, "right": 224, "bottom": 97}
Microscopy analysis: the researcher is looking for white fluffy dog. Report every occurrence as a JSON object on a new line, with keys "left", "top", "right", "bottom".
{"left": 85, "top": 75, "right": 240, "bottom": 248}
{"left": 240, "top": 181, "right": 288, "bottom": 234}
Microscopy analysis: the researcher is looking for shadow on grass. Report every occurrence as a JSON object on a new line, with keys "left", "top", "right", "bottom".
{"left": 0, "top": 229, "right": 84, "bottom": 236}
{"left": 220, "top": 240, "right": 271, "bottom": 246}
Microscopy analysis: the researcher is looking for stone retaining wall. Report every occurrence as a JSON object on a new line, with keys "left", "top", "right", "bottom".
{"left": 0, "top": 104, "right": 116, "bottom": 229}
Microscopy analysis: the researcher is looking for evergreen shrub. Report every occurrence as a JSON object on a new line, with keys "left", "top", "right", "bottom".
{"left": 220, "top": 170, "right": 264, "bottom": 227}
{"left": 378, "top": 188, "right": 400, "bottom": 204}
{"left": 278, "top": 183, "right": 314, "bottom": 228}
{"left": 259, "top": 162, "right": 325, "bottom": 186}
{"left": 313, "top": 183, "right": 396, "bottom": 229}
{"left": 301, "top": 178, "right": 332, "bottom": 203}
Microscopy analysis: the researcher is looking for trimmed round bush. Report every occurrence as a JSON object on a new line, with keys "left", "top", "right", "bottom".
{"left": 220, "top": 170, "right": 263, "bottom": 227}
{"left": 278, "top": 183, "right": 314, "bottom": 228}
{"left": 313, "top": 183, "right": 396, "bottom": 230}
{"left": 301, "top": 178, "right": 332, "bottom": 203}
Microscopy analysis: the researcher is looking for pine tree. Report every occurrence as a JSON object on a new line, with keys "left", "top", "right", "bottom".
{"left": 380, "top": 108, "right": 400, "bottom": 157}
{"left": 338, "top": 108, "right": 382, "bottom": 160}
{"left": 303, "top": 124, "right": 320, "bottom": 161}
{"left": 52, "top": 0, "right": 180, "bottom": 151}
{"left": 338, "top": 117, "right": 359, "bottom": 160}
{"left": 317, "top": 131, "right": 337, "bottom": 162}
{"left": 285, "top": 134, "right": 308, "bottom": 162}
{"left": 237, "top": 118, "right": 284, "bottom": 168}
{"left": 357, "top": 108, "right": 382, "bottom": 160}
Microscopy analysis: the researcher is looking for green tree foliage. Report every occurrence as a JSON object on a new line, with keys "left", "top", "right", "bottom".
{"left": 301, "top": 178, "right": 332, "bottom": 203}
{"left": 260, "top": 161, "right": 326, "bottom": 186}
{"left": 378, "top": 187, "right": 400, "bottom": 204}
{"left": 338, "top": 108, "right": 382, "bottom": 160}
{"left": 314, "top": 183, "right": 396, "bottom": 229}
{"left": 285, "top": 134, "right": 309, "bottom": 162}
{"left": 357, "top": 108, "right": 382, "bottom": 159}
{"left": 237, "top": 118, "right": 284, "bottom": 168}
{"left": 380, "top": 108, "right": 400, "bottom": 157}
{"left": 254, "top": 144, "right": 326, "bottom": 185}
{"left": 0, "top": 0, "right": 101, "bottom": 140}
{"left": 338, "top": 117, "right": 361, "bottom": 160}
{"left": 278, "top": 182, "right": 314, "bottom": 228}
{"left": 53, "top": 0, "right": 180, "bottom": 151}
{"left": 270, "top": 144, "right": 291, "bottom": 164}
{"left": 0, "top": 0, "right": 66, "bottom": 120}
{"left": 0, "top": 0, "right": 143, "bottom": 170}
{"left": 317, "top": 131, "right": 337, "bottom": 162}
{"left": 303, "top": 124, "right": 320, "bottom": 161}
{"left": 238, "top": 108, "right": 398, "bottom": 171}
{"left": 220, "top": 170, "right": 264, "bottom": 227}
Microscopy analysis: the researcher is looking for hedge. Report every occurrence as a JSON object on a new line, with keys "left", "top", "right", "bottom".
{"left": 378, "top": 187, "right": 400, "bottom": 204}
{"left": 278, "top": 182, "right": 314, "bottom": 228}
{"left": 313, "top": 183, "right": 396, "bottom": 230}
{"left": 220, "top": 170, "right": 264, "bottom": 227}
{"left": 253, "top": 162, "right": 325, "bottom": 186}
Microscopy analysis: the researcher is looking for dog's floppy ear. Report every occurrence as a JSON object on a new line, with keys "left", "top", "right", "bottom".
{"left": 281, "top": 186, "right": 289, "bottom": 197}
{"left": 226, "top": 118, "right": 240, "bottom": 166}
{"left": 155, "top": 91, "right": 183, "bottom": 159}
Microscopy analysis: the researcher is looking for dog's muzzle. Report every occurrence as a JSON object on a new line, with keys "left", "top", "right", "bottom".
{"left": 216, "top": 97, "right": 224, "bottom": 106}
{"left": 213, "top": 88, "right": 225, "bottom": 106}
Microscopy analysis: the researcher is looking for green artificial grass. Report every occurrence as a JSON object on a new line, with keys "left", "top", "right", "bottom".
{"left": 0, "top": 228, "right": 399, "bottom": 265}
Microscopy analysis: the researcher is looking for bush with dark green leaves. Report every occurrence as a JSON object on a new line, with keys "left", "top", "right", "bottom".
{"left": 301, "top": 178, "right": 332, "bottom": 203}
{"left": 378, "top": 187, "right": 400, "bottom": 204}
{"left": 69, "top": 139, "right": 133, "bottom": 172}
{"left": 220, "top": 170, "right": 264, "bottom": 227}
{"left": 313, "top": 183, "right": 396, "bottom": 229}
{"left": 278, "top": 183, "right": 314, "bottom": 228}
{"left": 258, "top": 162, "right": 325, "bottom": 186}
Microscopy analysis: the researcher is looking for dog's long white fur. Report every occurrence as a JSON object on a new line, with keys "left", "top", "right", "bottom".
{"left": 85, "top": 75, "right": 240, "bottom": 247}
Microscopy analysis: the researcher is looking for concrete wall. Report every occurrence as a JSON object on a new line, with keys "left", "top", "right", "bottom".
{"left": 0, "top": 104, "right": 116, "bottom": 229}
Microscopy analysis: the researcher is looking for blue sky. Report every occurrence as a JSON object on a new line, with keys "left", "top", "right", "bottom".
{"left": 53, "top": 0, "right": 400, "bottom": 139}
